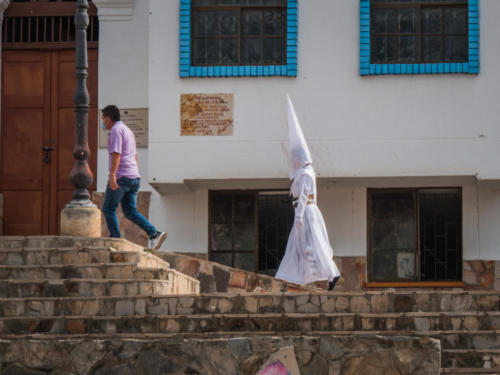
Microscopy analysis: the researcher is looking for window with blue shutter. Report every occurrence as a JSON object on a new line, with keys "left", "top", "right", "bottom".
{"left": 360, "top": 0, "right": 479, "bottom": 75}
{"left": 180, "top": 0, "right": 298, "bottom": 77}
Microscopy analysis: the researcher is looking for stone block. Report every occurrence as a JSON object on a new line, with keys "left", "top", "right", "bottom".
{"left": 335, "top": 296, "right": 349, "bottom": 312}
{"left": 350, "top": 296, "right": 370, "bottom": 313}
{"left": 82, "top": 300, "right": 100, "bottom": 315}
{"left": 218, "top": 298, "right": 233, "bottom": 314}
{"left": 229, "top": 271, "right": 247, "bottom": 289}
{"left": 60, "top": 206, "right": 101, "bottom": 238}
{"left": 480, "top": 272, "right": 495, "bottom": 289}
{"left": 371, "top": 295, "right": 389, "bottom": 313}
{"left": 116, "top": 301, "right": 134, "bottom": 316}
{"left": 244, "top": 297, "right": 258, "bottom": 313}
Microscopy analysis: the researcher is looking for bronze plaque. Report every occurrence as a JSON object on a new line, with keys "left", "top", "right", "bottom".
{"left": 181, "top": 93, "right": 233, "bottom": 136}
{"left": 99, "top": 108, "right": 148, "bottom": 148}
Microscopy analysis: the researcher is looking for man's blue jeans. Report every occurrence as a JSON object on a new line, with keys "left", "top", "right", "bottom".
{"left": 102, "top": 177, "right": 157, "bottom": 238}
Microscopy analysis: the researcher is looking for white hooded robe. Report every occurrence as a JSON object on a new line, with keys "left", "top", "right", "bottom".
{"left": 275, "top": 96, "right": 341, "bottom": 285}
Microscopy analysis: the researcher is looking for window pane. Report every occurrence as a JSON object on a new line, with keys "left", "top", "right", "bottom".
{"left": 211, "top": 224, "right": 232, "bottom": 251}
{"left": 372, "top": 36, "right": 396, "bottom": 62}
{"left": 419, "top": 189, "right": 462, "bottom": 281}
{"left": 212, "top": 194, "right": 232, "bottom": 223}
{"left": 445, "top": 8, "right": 467, "bottom": 34}
{"left": 398, "top": 36, "right": 418, "bottom": 62}
{"left": 422, "top": 8, "right": 442, "bottom": 34}
{"left": 242, "top": 11, "right": 262, "bottom": 36}
{"left": 445, "top": 36, "right": 467, "bottom": 61}
{"left": 218, "top": 11, "right": 238, "bottom": 36}
{"left": 398, "top": 8, "right": 418, "bottom": 34}
{"left": 373, "top": 8, "right": 396, "bottom": 34}
{"left": 234, "top": 224, "right": 255, "bottom": 250}
{"left": 263, "top": 38, "right": 284, "bottom": 64}
{"left": 422, "top": 36, "right": 442, "bottom": 61}
{"left": 192, "top": 11, "right": 216, "bottom": 36}
{"left": 264, "top": 10, "right": 284, "bottom": 35}
{"left": 219, "top": 38, "right": 238, "bottom": 64}
{"left": 241, "top": 38, "right": 262, "bottom": 63}
{"left": 369, "top": 191, "right": 417, "bottom": 282}
{"left": 210, "top": 252, "right": 232, "bottom": 268}
{"left": 234, "top": 252, "right": 254, "bottom": 272}
{"left": 206, "top": 39, "right": 218, "bottom": 64}
{"left": 192, "top": 39, "right": 207, "bottom": 64}
{"left": 234, "top": 194, "right": 255, "bottom": 222}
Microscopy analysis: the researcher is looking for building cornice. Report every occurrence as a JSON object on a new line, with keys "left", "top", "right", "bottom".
{"left": 93, "top": 0, "right": 134, "bottom": 22}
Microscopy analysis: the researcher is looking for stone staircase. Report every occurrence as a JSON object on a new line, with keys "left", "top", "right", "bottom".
{"left": 0, "top": 237, "right": 499, "bottom": 374}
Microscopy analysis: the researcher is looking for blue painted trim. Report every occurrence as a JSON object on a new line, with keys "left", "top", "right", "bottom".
{"left": 180, "top": 0, "right": 298, "bottom": 77}
{"left": 360, "top": 0, "right": 480, "bottom": 76}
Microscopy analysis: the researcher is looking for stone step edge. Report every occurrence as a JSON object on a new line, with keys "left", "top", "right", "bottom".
{"left": 1, "top": 278, "right": 175, "bottom": 284}
{"left": 2, "top": 299, "right": 500, "bottom": 316}
{"left": 2, "top": 314, "right": 500, "bottom": 323}
{"left": 0, "top": 247, "right": 145, "bottom": 253}
{"left": 444, "top": 349, "right": 500, "bottom": 354}
{"left": 0, "top": 330, "right": 498, "bottom": 340}
{"left": 0, "top": 263, "right": 171, "bottom": 271}
{"left": 0, "top": 236, "right": 144, "bottom": 250}
{"left": 441, "top": 368, "right": 500, "bottom": 374}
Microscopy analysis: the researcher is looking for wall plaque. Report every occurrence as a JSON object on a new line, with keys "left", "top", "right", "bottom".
{"left": 181, "top": 93, "right": 233, "bottom": 136}
{"left": 99, "top": 108, "right": 148, "bottom": 148}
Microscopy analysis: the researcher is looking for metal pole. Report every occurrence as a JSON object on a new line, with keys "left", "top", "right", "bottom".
{"left": 68, "top": 0, "right": 94, "bottom": 207}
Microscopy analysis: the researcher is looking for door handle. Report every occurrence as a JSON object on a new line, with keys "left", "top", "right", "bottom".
{"left": 42, "top": 146, "right": 55, "bottom": 164}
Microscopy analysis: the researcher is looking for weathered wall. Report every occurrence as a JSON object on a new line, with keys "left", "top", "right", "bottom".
{"left": 0, "top": 336, "right": 441, "bottom": 375}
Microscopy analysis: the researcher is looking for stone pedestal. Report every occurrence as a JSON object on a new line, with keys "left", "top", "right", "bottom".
{"left": 60, "top": 206, "right": 102, "bottom": 237}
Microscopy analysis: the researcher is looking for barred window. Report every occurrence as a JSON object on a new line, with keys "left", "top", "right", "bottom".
{"left": 371, "top": 0, "right": 468, "bottom": 64}
{"left": 191, "top": 0, "right": 287, "bottom": 66}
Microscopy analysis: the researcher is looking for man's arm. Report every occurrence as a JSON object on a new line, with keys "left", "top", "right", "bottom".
{"left": 109, "top": 152, "right": 121, "bottom": 190}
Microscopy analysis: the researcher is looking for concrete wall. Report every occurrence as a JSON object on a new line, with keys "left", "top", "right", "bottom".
{"left": 96, "top": 0, "right": 151, "bottom": 193}
{"left": 94, "top": 0, "right": 500, "bottom": 261}
{"left": 148, "top": 0, "right": 500, "bottom": 183}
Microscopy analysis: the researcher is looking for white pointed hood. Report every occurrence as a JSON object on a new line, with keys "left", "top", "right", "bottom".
{"left": 287, "top": 94, "right": 312, "bottom": 180}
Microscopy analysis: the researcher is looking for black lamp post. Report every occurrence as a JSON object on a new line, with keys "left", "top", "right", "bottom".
{"left": 68, "top": 0, "right": 94, "bottom": 207}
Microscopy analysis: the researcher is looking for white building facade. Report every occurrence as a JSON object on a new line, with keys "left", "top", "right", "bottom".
{"left": 94, "top": 0, "right": 500, "bottom": 288}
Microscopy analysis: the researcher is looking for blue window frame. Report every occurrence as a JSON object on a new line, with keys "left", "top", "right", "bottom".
{"left": 179, "top": 0, "right": 298, "bottom": 78}
{"left": 360, "top": 0, "right": 479, "bottom": 75}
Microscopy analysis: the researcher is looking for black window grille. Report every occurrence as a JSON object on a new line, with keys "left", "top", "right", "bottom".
{"left": 3, "top": 0, "right": 99, "bottom": 48}
{"left": 368, "top": 188, "right": 462, "bottom": 282}
{"left": 191, "top": 0, "right": 287, "bottom": 66}
{"left": 371, "top": 0, "right": 468, "bottom": 64}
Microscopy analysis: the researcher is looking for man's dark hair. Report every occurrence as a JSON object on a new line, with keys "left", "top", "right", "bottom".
{"left": 102, "top": 105, "right": 121, "bottom": 123}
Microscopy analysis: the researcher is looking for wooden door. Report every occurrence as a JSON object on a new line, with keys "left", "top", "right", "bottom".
{"left": 1, "top": 49, "right": 98, "bottom": 235}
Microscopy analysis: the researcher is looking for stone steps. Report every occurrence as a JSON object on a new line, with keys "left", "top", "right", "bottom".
{"left": 1, "top": 295, "right": 499, "bottom": 324}
{"left": 0, "top": 313, "right": 499, "bottom": 337}
{"left": 0, "top": 247, "right": 170, "bottom": 268}
{"left": 0, "top": 279, "right": 186, "bottom": 298}
{"left": 0, "top": 293, "right": 498, "bottom": 317}
{"left": 441, "top": 369, "right": 500, "bottom": 374}
{"left": 0, "top": 236, "right": 144, "bottom": 251}
{"left": 0, "top": 263, "right": 173, "bottom": 280}
{"left": 443, "top": 349, "right": 500, "bottom": 368}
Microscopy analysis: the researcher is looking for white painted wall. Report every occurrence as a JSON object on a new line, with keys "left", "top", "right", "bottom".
{"left": 96, "top": 0, "right": 151, "bottom": 192}
{"left": 93, "top": 0, "right": 500, "bottom": 260}
{"left": 148, "top": 0, "right": 500, "bottom": 184}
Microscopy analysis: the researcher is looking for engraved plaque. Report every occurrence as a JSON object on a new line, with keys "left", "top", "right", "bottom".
{"left": 181, "top": 93, "right": 233, "bottom": 136}
{"left": 99, "top": 108, "right": 148, "bottom": 148}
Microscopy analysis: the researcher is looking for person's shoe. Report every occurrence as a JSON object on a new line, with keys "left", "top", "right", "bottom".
{"left": 150, "top": 231, "right": 167, "bottom": 250}
{"left": 328, "top": 276, "right": 340, "bottom": 291}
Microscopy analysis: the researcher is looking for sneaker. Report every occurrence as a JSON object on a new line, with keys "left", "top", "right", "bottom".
{"left": 150, "top": 231, "right": 167, "bottom": 250}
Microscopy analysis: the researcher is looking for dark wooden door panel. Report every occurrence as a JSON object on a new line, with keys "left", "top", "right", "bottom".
{"left": 1, "top": 49, "right": 98, "bottom": 235}
{"left": 1, "top": 109, "right": 45, "bottom": 190}
{"left": 2, "top": 191, "right": 43, "bottom": 235}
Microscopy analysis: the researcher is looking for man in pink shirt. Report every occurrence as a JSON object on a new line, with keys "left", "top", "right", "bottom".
{"left": 101, "top": 105, "right": 166, "bottom": 250}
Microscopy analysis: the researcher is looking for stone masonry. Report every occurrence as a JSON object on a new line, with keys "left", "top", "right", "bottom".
{"left": 0, "top": 236, "right": 499, "bottom": 374}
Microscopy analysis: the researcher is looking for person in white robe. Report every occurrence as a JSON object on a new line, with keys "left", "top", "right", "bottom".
{"left": 276, "top": 95, "right": 341, "bottom": 290}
